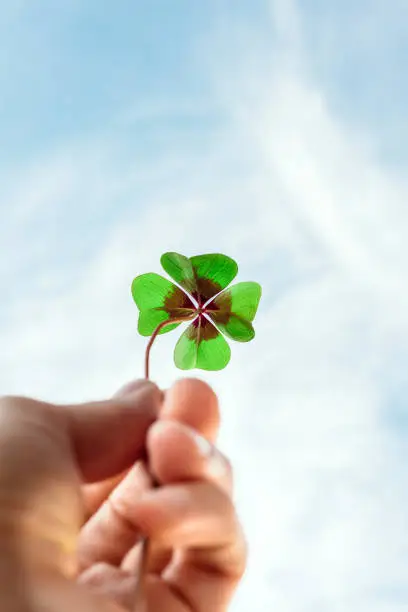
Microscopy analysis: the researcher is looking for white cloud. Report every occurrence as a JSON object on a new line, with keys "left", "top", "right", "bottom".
{"left": 1, "top": 1, "right": 408, "bottom": 610}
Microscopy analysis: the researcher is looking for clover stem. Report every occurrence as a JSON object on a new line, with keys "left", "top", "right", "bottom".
{"left": 144, "top": 316, "right": 192, "bottom": 380}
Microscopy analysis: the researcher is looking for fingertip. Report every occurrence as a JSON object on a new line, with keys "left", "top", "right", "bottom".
{"left": 147, "top": 420, "right": 232, "bottom": 491}
{"left": 148, "top": 420, "right": 211, "bottom": 459}
{"left": 161, "top": 378, "right": 220, "bottom": 440}
{"left": 116, "top": 382, "right": 165, "bottom": 424}
{"left": 114, "top": 379, "right": 163, "bottom": 403}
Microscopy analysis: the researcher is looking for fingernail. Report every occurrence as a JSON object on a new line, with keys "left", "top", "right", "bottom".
{"left": 189, "top": 430, "right": 227, "bottom": 478}
{"left": 190, "top": 429, "right": 213, "bottom": 457}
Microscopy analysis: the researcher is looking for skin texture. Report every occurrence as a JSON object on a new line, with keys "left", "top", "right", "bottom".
{"left": 0, "top": 378, "right": 246, "bottom": 611}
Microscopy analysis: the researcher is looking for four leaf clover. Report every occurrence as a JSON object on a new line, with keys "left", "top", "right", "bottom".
{"left": 131, "top": 252, "right": 262, "bottom": 371}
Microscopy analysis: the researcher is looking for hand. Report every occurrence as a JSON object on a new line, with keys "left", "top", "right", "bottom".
{"left": 0, "top": 378, "right": 246, "bottom": 611}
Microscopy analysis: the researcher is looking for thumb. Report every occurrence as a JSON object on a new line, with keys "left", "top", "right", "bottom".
{"left": 62, "top": 380, "right": 161, "bottom": 483}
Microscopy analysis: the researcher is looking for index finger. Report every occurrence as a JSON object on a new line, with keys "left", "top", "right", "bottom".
{"left": 160, "top": 378, "right": 220, "bottom": 442}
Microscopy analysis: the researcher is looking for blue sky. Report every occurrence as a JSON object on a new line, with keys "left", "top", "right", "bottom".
{"left": 1, "top": 1, "right": 216, "bottom": 160}
{"left": 1, "top": 1, "right": 408, "bottom": 610}
{"left": 2, "top": 0, "right": 407, "bottom": 162}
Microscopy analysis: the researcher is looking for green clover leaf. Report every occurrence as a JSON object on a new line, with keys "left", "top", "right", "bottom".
{"left": 131, "top": 252, "right": 262, "bottom": 372}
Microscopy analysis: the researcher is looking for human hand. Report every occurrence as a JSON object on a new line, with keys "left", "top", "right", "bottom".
{"left": 0, "top": 378, "right": 246, "bottom": 611}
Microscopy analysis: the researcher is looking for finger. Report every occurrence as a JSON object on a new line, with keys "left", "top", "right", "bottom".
{"left": 79, "top": 564, "right": 187, "bottom": 612}
{"left": 128, "top": 482, "right": 246, "bottom": 611}
{"left": 120, "top": 419, "right": 233, "bottom": 577}
{"left": 121, "top": 540, "right": 173, "bottom": 577}
{"left": 122, "top": 421, "right": 242, "bottom": 579}
{"left": 63, "top": 380, "right": 161, "bottom": 483}
{"left": 113, "top": 380, "right": 154, "bottom": 399}
{"left": 148, "top": 420, "right": 233, "bottom": 494}
{"left": 82, "top": 469, "right": 129, "bottom": 521}
{"left": 142, "top": 421, "right": 244, "bottom": 610}
{"left": 78, "top": 462, "right": 153, "bottom": 571}
{"left": 141, "top": 379, "right": 222, "bottom": 577}
{"left": 160, "top": 378, "right": 220, "bottom": 442}
{"left": 78, "top": 563, "right": 137, "bottom": 609}
{"left": 83, "top": 481, "right": 244, "bottom": 612}
{"left": 131, "top": 482, "right": 240, "bottom": 553}
{"left": 30, "top": 571, "right": 125, "bottom": 612}
{"left": 120, "top": 419, "right": 234, "bottom": 576}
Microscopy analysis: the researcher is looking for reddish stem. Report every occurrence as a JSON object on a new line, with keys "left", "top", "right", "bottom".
{"left": 144, "top": 316, "right": 188, "bottom": 380}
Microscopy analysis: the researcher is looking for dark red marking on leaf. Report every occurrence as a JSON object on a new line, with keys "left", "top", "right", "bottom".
{"left": 189, "top": 314, "right": 219, "bottom": 340}
{"left": 191, "top": 277, "right": 223, "bottom": 306}
{"left": 206, "top": 292, "right": 232, "bottom": 325}
{"left": 190, "top": 291, "right": 200, "bottom": 305}
{"left": 162, "top": 278, "right": 234, "bottom": 331}
{"left": 164, "top": 287, "right": 195, "bottom": 312}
